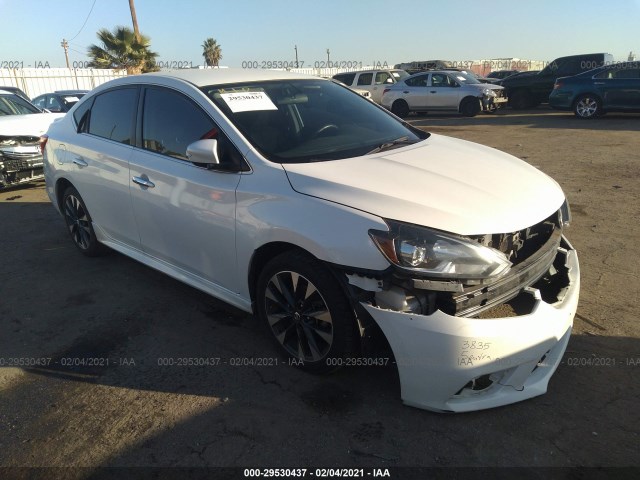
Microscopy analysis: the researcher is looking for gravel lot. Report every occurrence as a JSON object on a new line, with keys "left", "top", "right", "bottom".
{"left": 1, "top": 108, "right": 638, "bottom": 477}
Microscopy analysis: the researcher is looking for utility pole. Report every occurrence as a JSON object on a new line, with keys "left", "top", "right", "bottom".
{"left": 294, "top": 45, "right": 299, "bottom": 68}
{"left": 129, "top": 0, "right": 141, "bottom": 42}
{"left": 61, "top": 39, "right": 70, "bottom": 69}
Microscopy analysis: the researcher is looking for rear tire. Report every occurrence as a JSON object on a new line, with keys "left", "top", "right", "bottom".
{"left": 391, "top": 100, "right": 410, "bottom": 118}
{"left": 574, "top": 94, "right": 602, "bottom": 119}
{"left": 255, "top": 251, "right": 359, "bottom": 374}
{"left": 61, "top": 186, "right": 106, "bottom": 257}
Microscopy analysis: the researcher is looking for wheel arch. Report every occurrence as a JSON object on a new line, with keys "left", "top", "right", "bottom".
{"left": 55, "top": 177, "right": 75, "bottom": 211}
{"left": 248, "top": 242, "right": 315, "bottom": 304}
{"left": 572, "top": 92, "right": 603, "bottom": 109}
{"left": 247, "top": 241, "right": 369, "bottom": 321}
{"left": 459, "top": 95, "right": 481, "bottom": 112}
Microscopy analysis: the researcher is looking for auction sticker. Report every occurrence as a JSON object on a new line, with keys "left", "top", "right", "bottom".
{"left": 220, "top": 91, "right": 277, "bottom": 113}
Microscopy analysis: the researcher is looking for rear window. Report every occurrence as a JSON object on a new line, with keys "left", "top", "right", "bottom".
{"left": 333, "top": 73, "right": 356, "bottom": 85}
{"left": 357, "top": 73, "right": 373, "bottom": 86}
{"left": 87, "top": 88, "right": 137, "bottom": 144}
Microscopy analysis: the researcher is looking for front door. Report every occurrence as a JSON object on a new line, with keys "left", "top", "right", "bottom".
{"left": 128, "top": 86, "right": 243, "bottom": 292}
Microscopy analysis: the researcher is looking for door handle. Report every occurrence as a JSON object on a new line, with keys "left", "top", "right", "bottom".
{"left": 594, "top": 82, "right": 605, "bottom": 85}
{"left": 72, "top": 156, "right": 88, "bottom": 167}
{"left": 403, "top": 91, "right": 409, "bottom": 94}
{"left": 430, "top": 91, "right": 437, "bottom": 93}
{"left": 132, "top": 176, "right": 155, "bottom": 188}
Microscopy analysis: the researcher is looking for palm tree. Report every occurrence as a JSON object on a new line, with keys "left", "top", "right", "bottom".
{"left": 202, "top": 38, "right": 222, "bottom": 67}
{"left": 88, "top": 26, "right": 159, "bottom": 74}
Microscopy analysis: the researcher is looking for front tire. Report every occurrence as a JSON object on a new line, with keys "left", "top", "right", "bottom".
{"left": 256, "top": 251, "right": 358, "bottom": 373}
{"left": 460, "top": 98, "right": 481, "bottom": 117}
{"left": 574, "top": 94, "right": 602, "bottom": 118}
{"left": 62, "top": 186, "right": 105, "bottom": 257}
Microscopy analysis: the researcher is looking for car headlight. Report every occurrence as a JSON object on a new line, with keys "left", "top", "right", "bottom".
{"left": 369, "top": 220, "right": 511, "bottom": 280}
{"left": 483, "top": 89, "right": 497, "bottom": 97}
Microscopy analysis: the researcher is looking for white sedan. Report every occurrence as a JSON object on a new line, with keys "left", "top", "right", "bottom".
{"left": 43, "top": 69, "right": 578, "bottom": 412}
{"left": 382, "top": 70, "right": 508, "bottom": 117}
{"left": 0, "top": 89, "right": 64, "bottom": 189}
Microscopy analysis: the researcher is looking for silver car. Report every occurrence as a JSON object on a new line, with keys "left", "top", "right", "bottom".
{"left": 381, "top": 70, "right": 507, "bottom": 117}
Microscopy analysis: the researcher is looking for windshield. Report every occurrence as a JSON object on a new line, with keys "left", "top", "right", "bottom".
{"left": 452, "top": 72, "right": 482, "bottom": 84}
{"left": 0, "top": 94, "right": 40, "bottom": 115}
{"left": 392, "top": 70, "right": 410, "bottom": 81}
{"left": 202, "top": 79, "right": 427, "bottom": 163}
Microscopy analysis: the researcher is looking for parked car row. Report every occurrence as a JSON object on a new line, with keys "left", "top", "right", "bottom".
{"left": 334, "top": 68, "right": 507, "bottom": 117}
{"left": 334, "top": 53, "right": 639, "bottom": 119}
{"left": 498, "top": 53, "right": 613, "bottom": 110}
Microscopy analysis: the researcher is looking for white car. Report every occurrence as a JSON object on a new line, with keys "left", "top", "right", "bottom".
{"left": 381, "top": 70, "right": 508, "bottom": 117}
{"left": 0, "top": 90, "right": 64, "bottom": 189}
{"left": 43, "top": 69, "right": 579, "bottom": 412}
{"left": 332, "top": 69, "right": 410, "bottom": 103}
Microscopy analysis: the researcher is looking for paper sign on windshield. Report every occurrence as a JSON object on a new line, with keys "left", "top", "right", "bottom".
{"left": 220, "top": 92, "right": 278, "bottom": 113}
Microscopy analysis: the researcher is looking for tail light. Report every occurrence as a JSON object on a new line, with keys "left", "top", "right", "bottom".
{"left": 553, "top": 81, "right": 563, "bottom": 90}
{"left": 39, "top": 134, "right": 49, "bottom": 154}
{"left": 383, "top": 88, "right": 391, "bottom": 95}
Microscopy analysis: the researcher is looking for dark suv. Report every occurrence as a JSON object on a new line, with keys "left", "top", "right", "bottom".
{"left": 500, "top": 53, "right": 613, "bottom": 109}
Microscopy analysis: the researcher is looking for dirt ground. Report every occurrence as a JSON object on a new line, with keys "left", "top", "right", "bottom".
{"left": 1, "top": 108, "right": 638, "bottom": 477}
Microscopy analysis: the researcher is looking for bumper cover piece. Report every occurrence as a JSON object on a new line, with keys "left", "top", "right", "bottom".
{"left": 363, "top": 237, "right": 579, "bottom": 412}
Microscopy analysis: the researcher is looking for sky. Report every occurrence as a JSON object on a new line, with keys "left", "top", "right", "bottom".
{"left": 1, "top": 0, "right": 638, "bottom": 69}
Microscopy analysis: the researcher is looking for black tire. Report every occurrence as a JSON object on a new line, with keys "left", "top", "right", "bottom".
{"left": 509, "top": 90, "right": 532, "bottom": 110}
{"left": 61, "top": 186, "right": 105, "bottom": 257}
{"left": 573, "top": 94, "right": 602, "bottom": 119}
{"left": 256, "top": 251, "right": 359, "bottom": 373}
{"left": 460, "top": 98, "right": 481, "bottom": 117}
{"left": 391, "top": 100, "right": 410, "bottom": 118}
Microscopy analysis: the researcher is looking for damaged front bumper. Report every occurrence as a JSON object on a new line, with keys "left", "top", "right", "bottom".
{"left": 0, "top": 151, "right": 45, "bottom": 189}
{"left": 360, "top": 236, "right": 579, "bottom": 412}
{"left": 482, "top": 94, "right": 508, "bottom": 111}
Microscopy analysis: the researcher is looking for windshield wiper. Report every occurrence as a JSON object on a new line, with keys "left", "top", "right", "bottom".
{"left": 366, "top": 136, "right": 416, "bottom": 155}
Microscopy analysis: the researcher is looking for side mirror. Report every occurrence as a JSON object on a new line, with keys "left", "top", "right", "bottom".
{"left": 186, "top": 139, "right": 220, "bottom": 165}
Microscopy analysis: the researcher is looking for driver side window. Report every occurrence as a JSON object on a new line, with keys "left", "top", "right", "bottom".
{"left": 141, "top": 87, "right": 246, "bottom": 170}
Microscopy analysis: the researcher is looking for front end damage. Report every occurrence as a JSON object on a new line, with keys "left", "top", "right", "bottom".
{"left": 0, "top": 135, "right": 45, "bottom": 189}
{"left": 344, "top": 211, "right": 579, "bottom": 412}
{"left": 481, "top": 88, "right": 508, "bottom": 112}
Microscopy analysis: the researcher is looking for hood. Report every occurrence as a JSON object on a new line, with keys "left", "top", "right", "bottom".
{"left": 0, "top": 113, "right": 65, "bottom": 137}
{"left": 282, "top": 134, "right": 565, "bottom": 235}
{"left": 467, "top": 83, "right": 503, "bottom": 91}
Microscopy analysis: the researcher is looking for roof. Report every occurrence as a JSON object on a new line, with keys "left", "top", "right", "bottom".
{"left": 141, "top": 68, "right": 317, "bottom": 86}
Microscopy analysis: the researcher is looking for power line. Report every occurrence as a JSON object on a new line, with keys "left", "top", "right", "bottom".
{"left": 68, "top": 0, "right": 98, "bottom": 42}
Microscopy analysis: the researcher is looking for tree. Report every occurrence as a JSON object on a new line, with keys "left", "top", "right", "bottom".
{"left": 88, "top": 26, "right": 159, "bottom": 74}
{"left": 202, "top": 38, "right": 222, "bottom": 67}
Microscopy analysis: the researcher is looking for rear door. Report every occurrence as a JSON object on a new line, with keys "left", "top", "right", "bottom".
{"left": 67, "top": 87, "right": 140, "bottom": 248}
{"left": 400, "top": 73, "right": 430, "bottom": 109}
{"left": 371, "top": 71, "right": 394, "bottom": 103}
{"left": 355, "top": 72, "right": 375, "bottom": 98}
{"left": 600, "top": 67, "right": 640, "bottom": 109}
